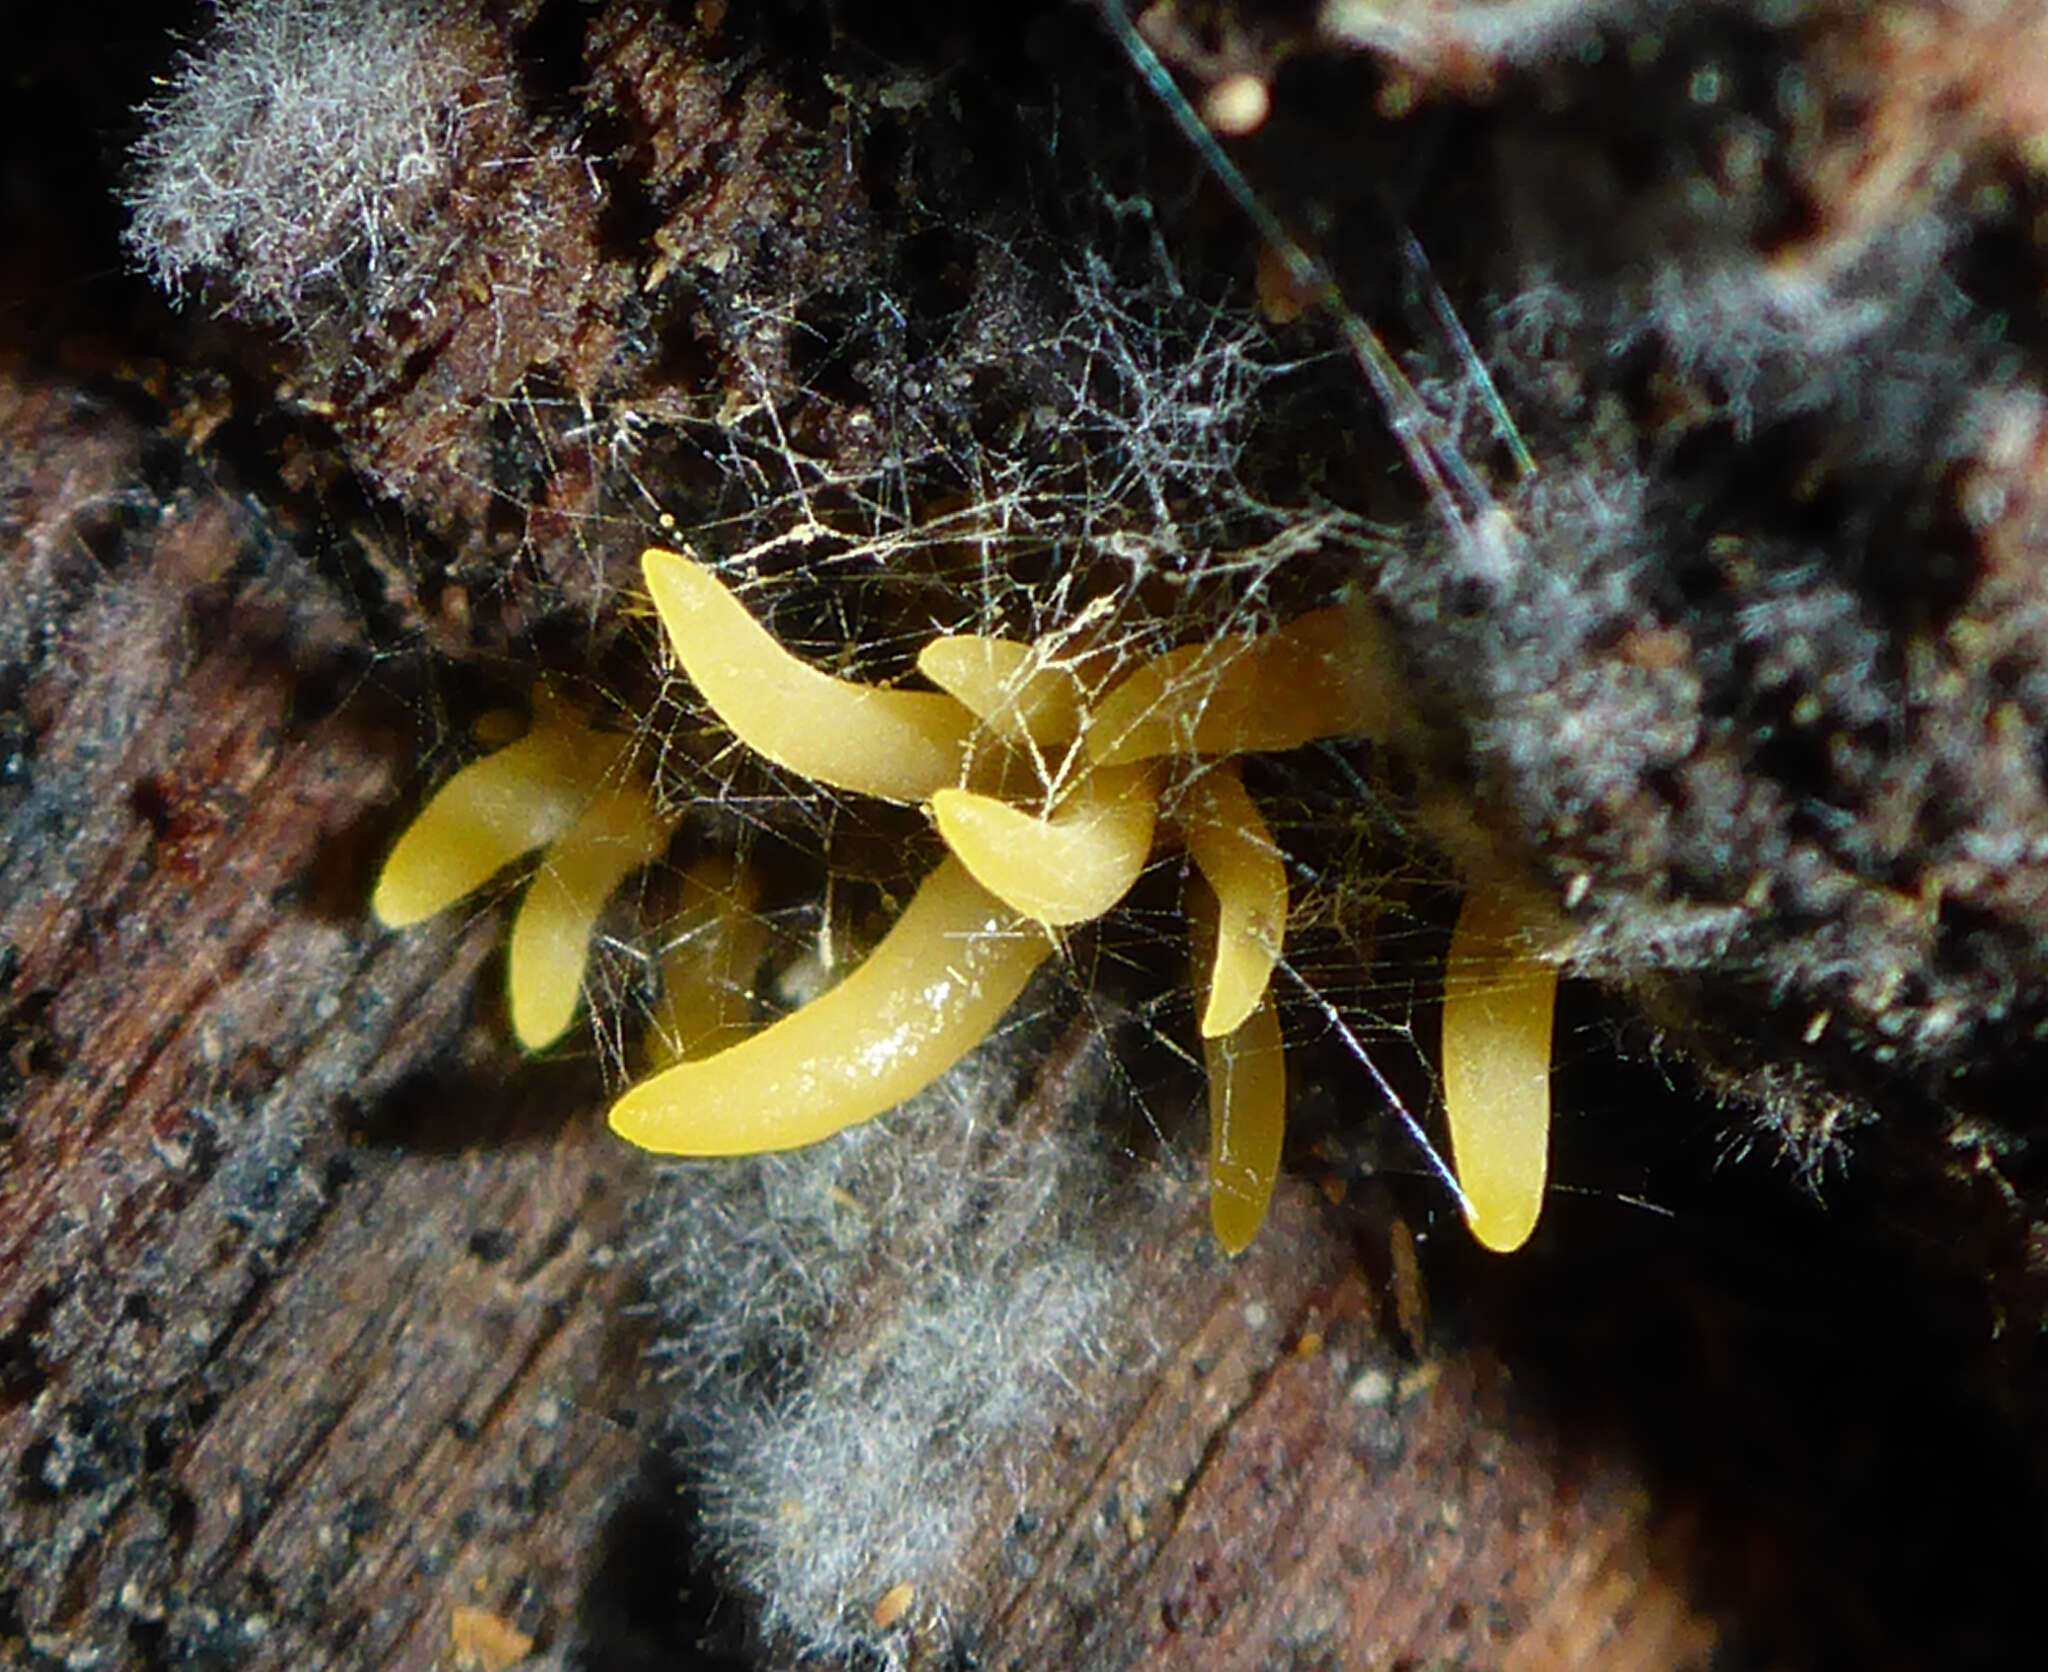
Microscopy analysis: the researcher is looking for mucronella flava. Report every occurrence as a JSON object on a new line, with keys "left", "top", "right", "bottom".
{"left": 374, "top": 548, "right": 1558, "bottom": 1253}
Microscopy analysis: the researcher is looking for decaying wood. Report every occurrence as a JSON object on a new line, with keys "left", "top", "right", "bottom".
{"left": 0, "top": 358, "right": 669, "bottom": 1668}
{"left": 0, "top": 361, "right": 2032, "bottom": 1667}
{"left": 0, "top": 400, "right": 1736, "bottom": 1671}
{"left": 11, "top": 4, "right": 2048, "bottom": 1671}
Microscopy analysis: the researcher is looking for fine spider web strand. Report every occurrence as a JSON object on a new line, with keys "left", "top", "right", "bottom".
{"left": 1274, "top": 953, "right": 1473, "bottom": 1217}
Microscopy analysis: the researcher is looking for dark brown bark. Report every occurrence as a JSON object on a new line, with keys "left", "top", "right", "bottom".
{"left": 10, "top": 5, "right": 2048, "bottom": 1671}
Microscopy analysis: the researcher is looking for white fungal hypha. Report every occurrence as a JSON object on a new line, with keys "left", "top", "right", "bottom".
{"left": 639, "top": 1028, "right": 1189, "bottom": 1666}
{"left": 125, "top": 0, "right": 470, "bottom": 331}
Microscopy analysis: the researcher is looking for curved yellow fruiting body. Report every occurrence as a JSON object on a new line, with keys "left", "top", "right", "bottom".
{"left": 373, "top": 702, "right": 675, "bottom": 1050}
{"left": 508, "top": 783, "right": 673, "bottom": 1048}
{"left": 644, "top": 856, "right": 770, "bottom": 1067}
{"left": 1182, "top": 761, "right": 1287, "bottom": 1037}
{"left": 1084, "top": 639, "right": 1240, "bottom": 763}
{"left": 643, "top": 547, "right": 974, "bottom": 802}
{"left": 609, "top": 856, "right": 1053, "bottom": 1155}
{"left": 1188, "top": 874, "right": 1286, "bottom": 1253}
{"left": 930, "top": 761, "right": 1160, "bottom": 927}
{"left": 1085, "top": 601, "right": 1397, "bottom": 765}
{"left": 1204, "top": 993, "right": 1287, "bottom": 1255}
{"left": 372, "top": 719, "right": 613, "bottom": 928}
{"left": 1273, "top": 603, "right": 1402, "bottom": 743}
{"left": 1441, "top": 887, "right": 1557, "bottom": 1254}
{"left": 916, "top": 634, "right": 1092, "bottom": 746}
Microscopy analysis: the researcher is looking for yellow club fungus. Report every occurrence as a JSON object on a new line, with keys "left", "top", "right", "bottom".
{"left": 930, "top": 761, "right": 1161, "bottom": 927}
{"left": 642, "top": 545, "right": 973, "bottom": 802}
{"left": 1188, "top": 874, "right": 1287, "bottom": 1254}
{"left": 1084, "top": 601, "right": 1398, "bottom": 765}
{"left": 617, "top": 547, "right": 1390, "bottom": 1248}
{"left": 610, "top": 856, "right": 1053, "bottom": 1155}
{"left": 373, "top": 702, "right": 674, "bottom": 1050}
{"left": 1204, "top": 995, "right": 1287, "bottom": 1255}
{"left": 375, "top": 543, "right": 1564, "bottom": 1257}
{"left": 1182, "top": 760, "right": 1287, "bottom": 1038}
{"left": 643, "top": 856, "right": 771, "bottom": 1068}
{"left": 506, "top": 782, "right": 672, "bottom": 1049}
{"left": 1441, "top": 886, "right": 1558, "bottom": 1253}
{"left": 915, "top": 633, "right": 1095, "bottom": 746}
{"left": 372, "top": 711, "right": 617, "bottom": 929}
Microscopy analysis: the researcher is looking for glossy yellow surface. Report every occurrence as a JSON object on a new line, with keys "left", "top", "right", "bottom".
{"left": 916, "top": 633, "right": 1092, "bottom": 746}
{"left": 930, "top": 761, "right": 1159, "bottom": 927}
{"left": 1085, "top": 602, "right": 1395, "bottom": 765}
{"left": 1204, "top": 993, "right": 1286, "bottom": 1255}
{"left": 507, "top": 783, "right": 672, "bottom": 1048}
{"left": 1441, "top": 887, "right": 1557, "bottom": 1253}
{"left": 610, "top": 857, "right": 1053, "bottom": 1154}
{"left": 375, "top": 548, "right": 1524, "bottom": 1257}
{"left": 374, "top": 704, "right": 674, "bottom": 1050}
{"left": 372, "top": 718, "right": 608, "bottom": 928}
{"left": 643, "top": 547, "right": 973, "bottom": 802}
{"left": 1183, "top": 760, "right": 1286, "bottom": 1037}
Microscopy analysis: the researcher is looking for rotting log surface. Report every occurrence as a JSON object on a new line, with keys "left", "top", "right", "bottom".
{"left": 0, "top": 359, "right": 669, "bottom": 1668}
{"left": 0, "top": 343, "right": 2039, "bottom": 1672}
{"left": 0, "top": 409, "right": 1740, "bottom": 1668}
{"left": 9, "top": 5, "right": 2048, "bottom": 1671}
{"left": 2, "top": 260, "right": 1732, "bottom": 1672}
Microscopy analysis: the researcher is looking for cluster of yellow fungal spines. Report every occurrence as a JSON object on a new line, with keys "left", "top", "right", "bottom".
{"left": 371, "top": 545, "right": 1564, "bottom": 1255}
{"left": 372, "top": 701, "right": 674, "bottom": 1051}
{"left": 1441, "top": 886, "right": 1559, "bottom": 1254}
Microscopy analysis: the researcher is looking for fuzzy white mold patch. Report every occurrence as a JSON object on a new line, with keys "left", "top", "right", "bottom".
{"left": 125, "top": 0, "right": 490, "bottom": 330}
{"left": 639, "top": 1020, "right": 1179, "bottom": 1664}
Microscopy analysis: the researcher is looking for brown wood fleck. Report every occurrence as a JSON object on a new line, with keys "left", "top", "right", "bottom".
{"left": 451, "top": 1604, "right": 538, "bottom": 1672}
